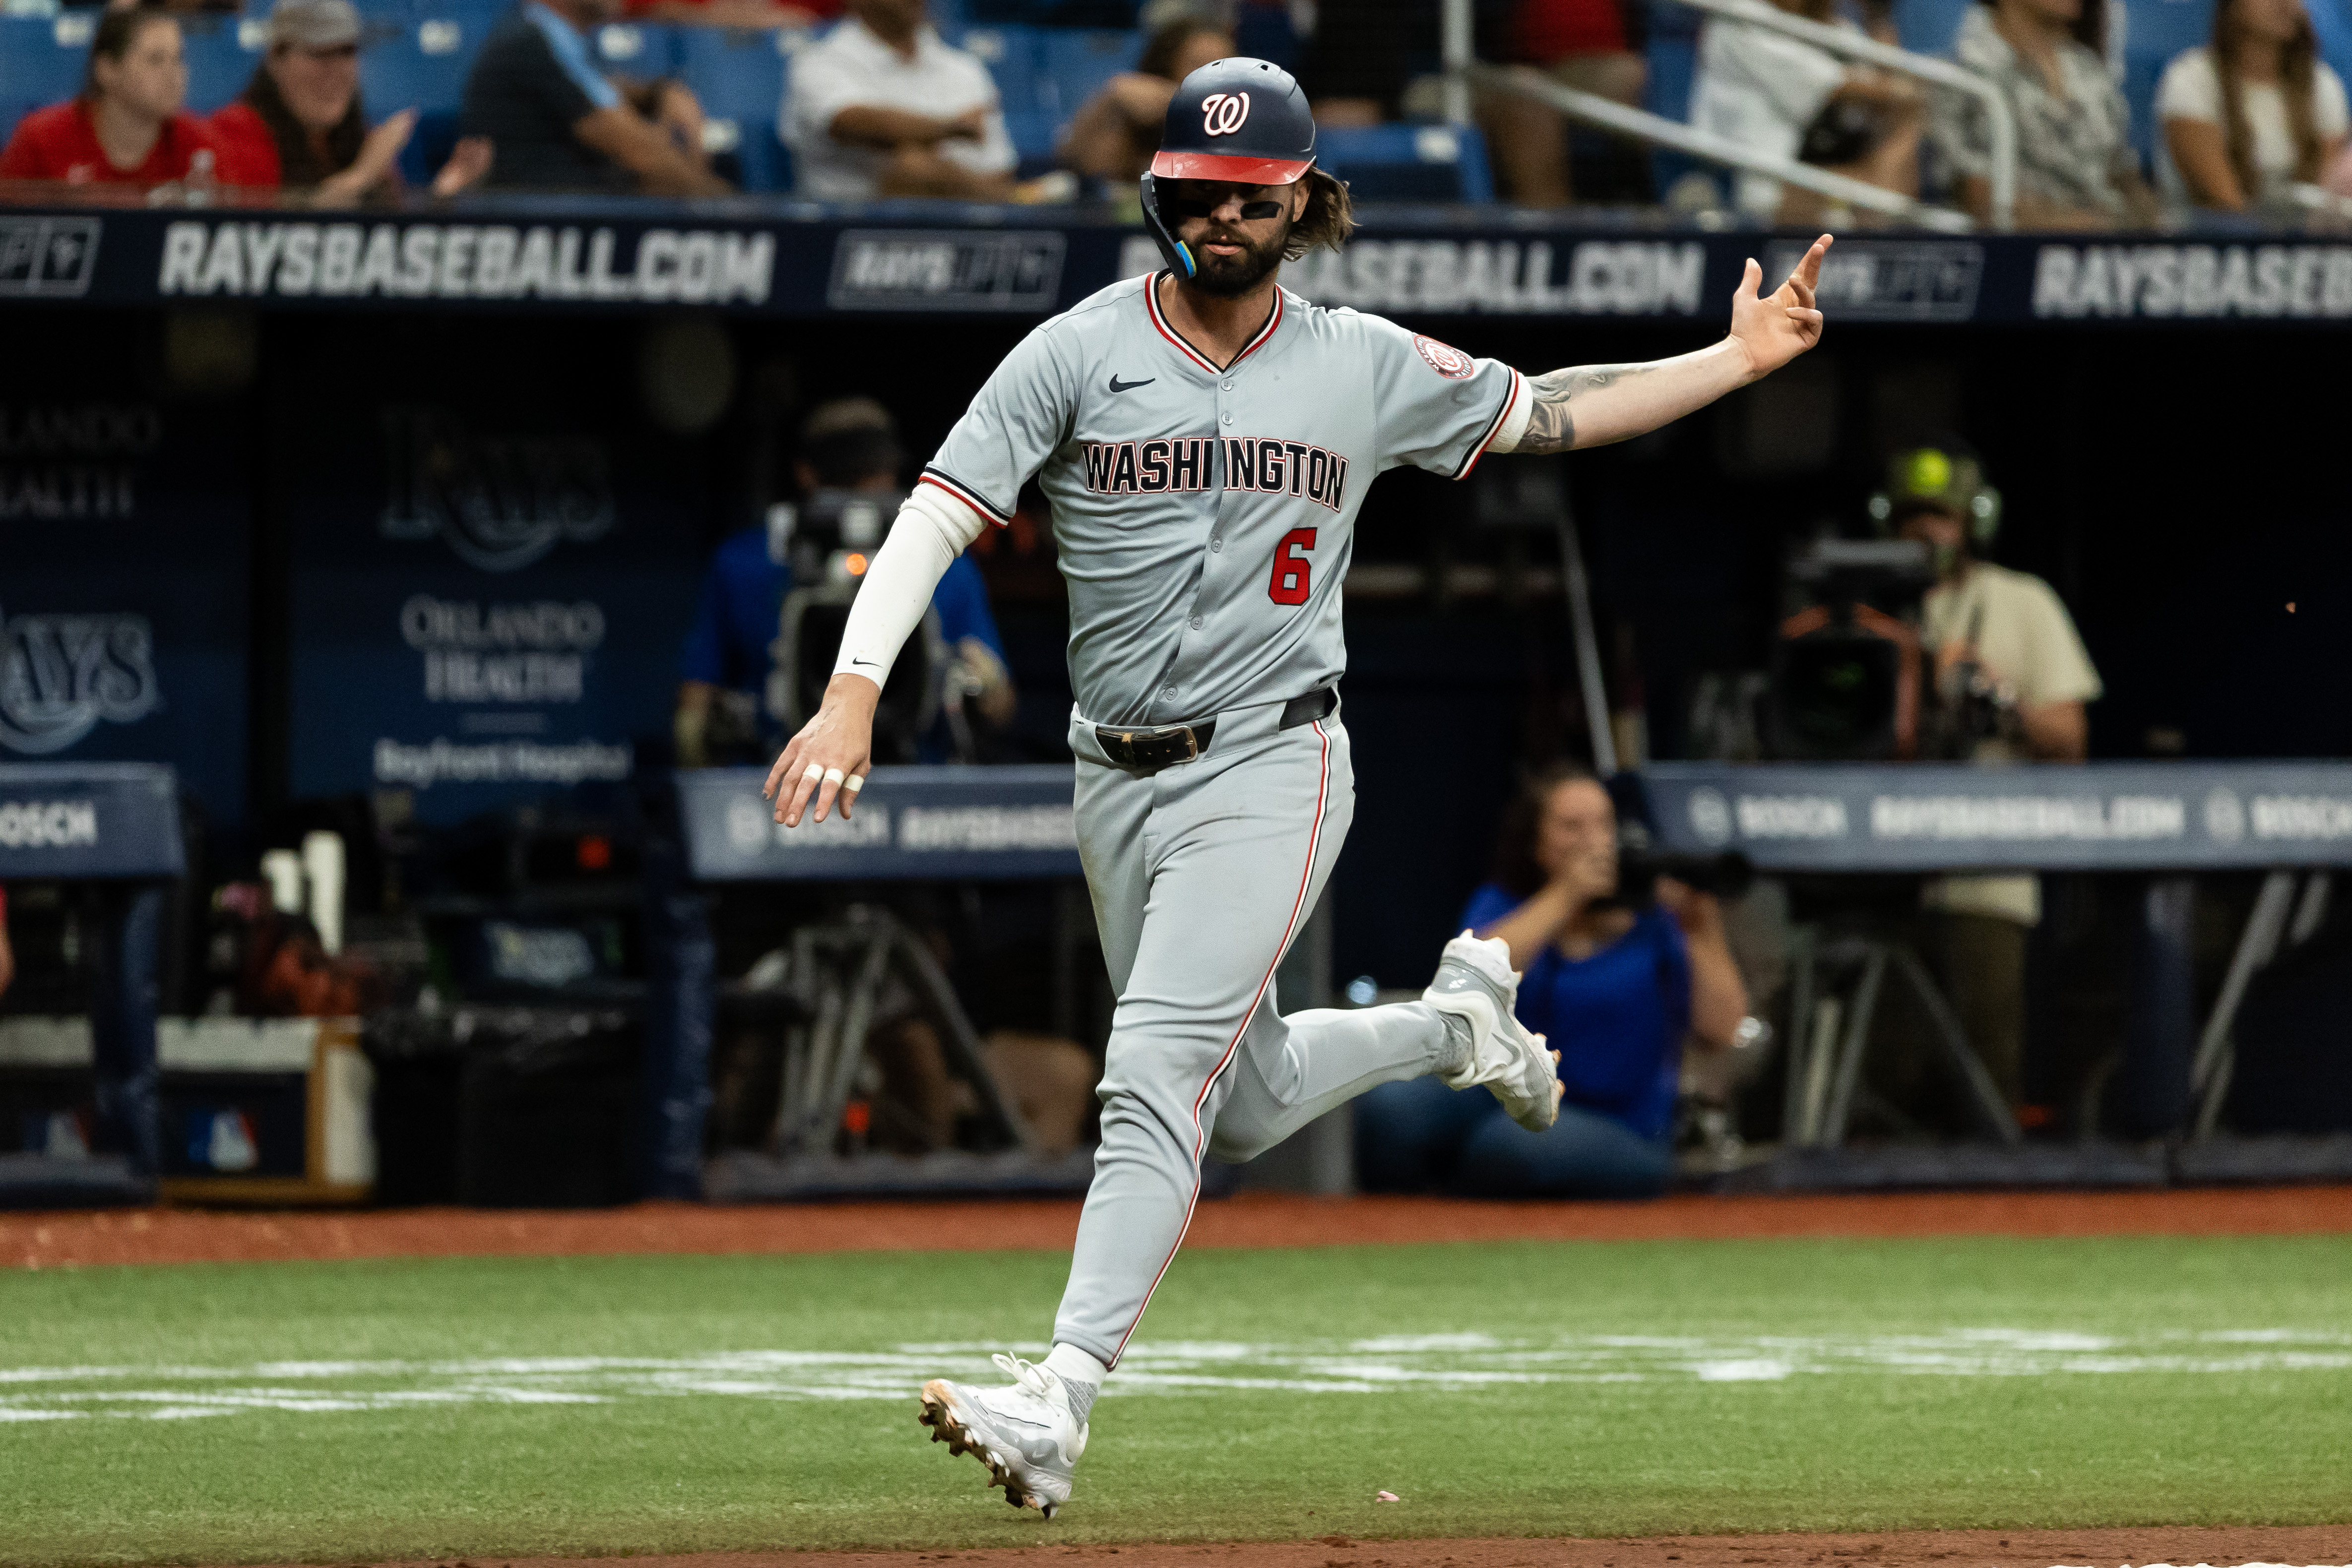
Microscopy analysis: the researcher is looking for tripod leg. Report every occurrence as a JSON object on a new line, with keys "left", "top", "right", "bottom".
{"left": 891, "top": 919, "right": 1037, "bottom": 1150}
{"left": 1820, "top": 945, "right": 1886, "bottom": 1146}
{"left": 816, "top": 931, "right": 896, "bottom": 1144}
{"left": 1797, "top": 995, "right": 1843, "bottom": 1146}
{"left": 1782, "top": 925, "right": 1817, "bottom": 1145}
{"left": 1892, "top": 944, "right": 2022, "bottom": 1144}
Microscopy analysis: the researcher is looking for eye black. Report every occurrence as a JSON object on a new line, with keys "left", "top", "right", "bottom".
{"left": 1170, "top": 199, "right": 1282, "bottom": 220}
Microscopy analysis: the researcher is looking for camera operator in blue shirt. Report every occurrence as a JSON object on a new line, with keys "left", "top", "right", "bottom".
{"left": 1356, "top": 762, "right": 1750, "bottom": 1199}
{"left": 675, "top": 397, "right": 1012, "bottom": 767}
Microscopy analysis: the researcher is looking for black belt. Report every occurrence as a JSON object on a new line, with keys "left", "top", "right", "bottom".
{"left": 1095, "top": 687, "right": 1336, "bottom": 771}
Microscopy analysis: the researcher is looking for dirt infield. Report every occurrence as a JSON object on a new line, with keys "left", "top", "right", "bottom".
{"left": 6, "top": 1186, "right": 2350, "bottom": 1269}
{"left": 247, "top": 1525, "right": 2352, "bottom": 1568}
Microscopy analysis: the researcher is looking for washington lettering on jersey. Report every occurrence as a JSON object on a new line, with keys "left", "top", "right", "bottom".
{"left": 1081, "top": 436, "right": 1349, "bottom": 512}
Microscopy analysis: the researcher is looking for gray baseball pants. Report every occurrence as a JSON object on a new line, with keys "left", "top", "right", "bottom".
{"left": 1052, "top": 694, "right": 1459, "bottom": 1368}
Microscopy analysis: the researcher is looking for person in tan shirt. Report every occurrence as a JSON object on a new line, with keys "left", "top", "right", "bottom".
{"left": 1887, "top": 441, "right": 2100, "bottom": 1111}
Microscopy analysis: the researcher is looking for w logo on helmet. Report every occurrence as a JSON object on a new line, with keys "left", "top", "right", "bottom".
{"left": 1201, "top": 91, "right": 1251, "bottom": 136}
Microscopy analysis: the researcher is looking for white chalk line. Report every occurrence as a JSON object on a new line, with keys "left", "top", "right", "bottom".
{"left": 2, "top": 1329, "right": 2346, "bottom": 1424}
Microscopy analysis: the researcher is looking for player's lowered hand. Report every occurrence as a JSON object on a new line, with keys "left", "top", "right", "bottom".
{"left": 763, "top": 675, "right": 881, "bottom": 827}
{"left": 1728, "top": 233, "right": 1831, "bottom": 381}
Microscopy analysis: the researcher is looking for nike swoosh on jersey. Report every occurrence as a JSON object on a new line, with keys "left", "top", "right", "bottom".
{"left": 1106, "top": 375, "right": 1155, "bottom": 393}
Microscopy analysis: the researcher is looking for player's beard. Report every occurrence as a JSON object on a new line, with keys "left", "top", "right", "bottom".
{"left": 1185, "top": 218, "right": 1290, "bottom": 298}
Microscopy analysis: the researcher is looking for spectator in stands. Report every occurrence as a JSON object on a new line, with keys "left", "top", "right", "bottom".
{"left": 1297, "top": 0, "right": 1413, "bottom": 125}
{"left": 676, "top": 397, "right": 1013, "bottom": 768}
{"left": 1480, "top": 0, "right": 1650, "bottom": 205}
{"left": 208, "top": 0, "right": 491, "bottom": 200}
{"left": 0, "top": 9, "right": 220, "bottom": 190}
{"left": 1887, "top": 440, "right": 2100, "bottom": 1112}
{"left": 1688, "top": 0, "right": 1924, "bottom": 222}
{"left": 1931, "top": 0, "right": 2157, "bottom": 227}
{"left": 2159, "top": 0, "right": 2348, "bottom": 213}
{"left": 782, "top": 0, "right": 1027, "bottom": 199}
{"left": 1355, "top": 764, "right": 1750, "bottom": 1199}
{"left": 1057, "top": 17, "right": 1234, "bottom": 183}
{"left": 461, "top": 0, "right": 730, "bottom": 194}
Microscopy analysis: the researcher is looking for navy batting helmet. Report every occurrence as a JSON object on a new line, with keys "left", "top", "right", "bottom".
{"left": 1140, "top": 57, "right": 1316, "bottom": 280}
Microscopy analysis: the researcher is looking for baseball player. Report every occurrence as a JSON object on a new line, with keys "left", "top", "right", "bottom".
{"left": 763, "top": 57, "right": 1830, "bottom": 1517}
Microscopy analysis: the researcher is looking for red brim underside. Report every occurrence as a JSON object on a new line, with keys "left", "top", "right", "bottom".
{"left": 1149, "top": 150, "right": 1314, "bottom": 184}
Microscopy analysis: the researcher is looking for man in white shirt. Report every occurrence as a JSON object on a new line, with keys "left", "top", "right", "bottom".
{"left": 783, "top": 0, "right": 1019, "bottom": 199}
{"left": 1888, "top": 440, "right": 2101, "bottom": 1117}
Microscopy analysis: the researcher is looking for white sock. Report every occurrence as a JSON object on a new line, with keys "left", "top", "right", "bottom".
{"left": 1042, "top": 1342, "right": 1107, "bottom": 1424}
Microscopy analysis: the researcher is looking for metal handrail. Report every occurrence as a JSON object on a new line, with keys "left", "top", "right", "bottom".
{"left": 1441, "top": 0, "right": 2019, "bottom": 229}
{"left": 1474, "top": 63, "right": 1975, "bottom": 232}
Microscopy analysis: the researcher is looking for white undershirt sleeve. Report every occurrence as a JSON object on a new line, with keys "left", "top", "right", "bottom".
{"left": 830, "top": 484, "right": 989, "bottom": 688}
{"left": 1485, "top": 370, "right": 1535, "bottom": 455}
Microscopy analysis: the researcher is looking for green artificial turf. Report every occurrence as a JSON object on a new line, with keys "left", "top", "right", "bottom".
{"left": 2, "top": 1233, "right": 2349, "bottom": 1564}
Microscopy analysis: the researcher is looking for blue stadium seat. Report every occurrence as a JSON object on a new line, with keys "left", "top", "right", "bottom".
{"left": 2115, "top": 0, "right": 2215, "bottom": 162}
{"left": 2312, "top": 0, "right": 2352, "bottom": 91}
{"left": 364, "top": 0, "right": 503, "bottom": 121}
{"left": 180, "top": 15, "right": 270, "bottom": 116}
{"left": 1891, "top": 0, "right": 1973, "bottom": 56}
{"left": 958, "top": 23, "right": 1045, "bottom": 118}
{"left": 592, "top": 20, "right": 685, "bottom": 78}
{"left": 0, "top": 14, "right": 90, "bottom": 147}
{"left": 1316, "top": 123, "right": 1496, "bottom": 203}
{"left": 1644, "top": 0, "right": 1719, "bottom": 205}
{"left": 675, "top": 25, "right": 794, "bottom": 190}
{"left": 1034, "top": 27, "right": 1137, "bottom": 122}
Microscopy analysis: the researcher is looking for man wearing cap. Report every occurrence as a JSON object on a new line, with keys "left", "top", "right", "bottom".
{"left": 1888, "top": 441, "right": 2100, "bottom": 1114}
{"left": 460, "top": 0, "right": 728, "bottom": 194}
{"left": 762, "top": 56, "right": 1833, "bottom": 1514}
{"left": 209, "top": 0, "right": 490, "bottom": 198}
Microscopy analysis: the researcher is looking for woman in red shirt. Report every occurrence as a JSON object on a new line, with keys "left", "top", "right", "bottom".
{"left": 206, "top": 0, "right": 487, "bottom": 200}
{"left": 0, "top": 9, "right": 221, "bottom": 189}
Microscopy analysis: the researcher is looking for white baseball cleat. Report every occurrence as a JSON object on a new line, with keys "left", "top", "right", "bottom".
{"left": 1424, "top": 930, "right": 1563, "bottom": 1132}
{"left": 918, "top": 1353, "right": 1087, "bottom": 1518}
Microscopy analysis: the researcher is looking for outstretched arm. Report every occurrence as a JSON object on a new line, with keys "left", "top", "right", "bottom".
{"left": 1506, "top": 235, "right": 1832, "bottom": 455}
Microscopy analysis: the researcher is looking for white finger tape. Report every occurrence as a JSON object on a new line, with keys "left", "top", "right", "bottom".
{"left": 823, "top": 768, "right": 845, "bottom": 786}
{"left": 844, "top": 774, "right": 865, "bottom": 793}
{"left": 802, "top": 763, "right": 824, "bottom": 784}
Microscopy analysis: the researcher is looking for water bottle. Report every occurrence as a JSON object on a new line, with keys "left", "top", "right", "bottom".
{"left": 185, "top": 146, "right": 216, "bottom": 207}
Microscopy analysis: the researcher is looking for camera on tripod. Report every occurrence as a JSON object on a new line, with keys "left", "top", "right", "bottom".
{"left": 1768, "top": 536, "right": 1937, "bottom": 761}
{"left": 765, "top": 489, "right": 948, "bottom": 765}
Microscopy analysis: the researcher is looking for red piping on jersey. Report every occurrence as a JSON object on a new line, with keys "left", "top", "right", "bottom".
{"left": 1143, "top": 273, "right": 1283, "bottom": 376}
{"left": 1107, "top": 716, "right": 1333, "bottom": 1370}
{"left": 917, "top": 471, "right": 1010, "bottom": 527}
{"left": 1454, "top": 368, "right": 1526, "bottom": 482}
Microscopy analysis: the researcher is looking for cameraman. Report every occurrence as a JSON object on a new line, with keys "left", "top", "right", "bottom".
{"left": 1887, "top": 441, "right": 2101, "bottom": 1109}
{"left": 1355, "top": 763, "right": 1749, "bottom": 1199}
{"left": 675, "top": 398, "right": 1014, "bottom": 767}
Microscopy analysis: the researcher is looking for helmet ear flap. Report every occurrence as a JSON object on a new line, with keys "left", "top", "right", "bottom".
{"left": 1139, "top": 173, "right": 1196, "bottom": 279}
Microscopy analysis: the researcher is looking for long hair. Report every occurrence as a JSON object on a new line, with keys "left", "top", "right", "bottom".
{"left": 2213, "top": 0, "right": 2325, "bottom": 193}
{"left": 1284, "top": 166, "right": 1354, "bottom": 259}
{"left": 81, "top": 8, "right": 178, "bottom": 101}
{"left": 239, "top": 54, "right": 368, "bottom": 188}
{"left": 1137, "top": 20, "right": 1226, "bottom": 82}
{"left": 1490, "top": 760, "right": 1601, "bottom": 900}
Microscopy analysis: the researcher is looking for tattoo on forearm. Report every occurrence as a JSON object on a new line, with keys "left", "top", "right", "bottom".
{"left": 1516, "top": 362, "right": 1655, "bottom": 455}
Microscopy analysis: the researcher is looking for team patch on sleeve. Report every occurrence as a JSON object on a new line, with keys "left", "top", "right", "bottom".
{"left": 1412, "top": 334, "right": 1475, "bottom": 380}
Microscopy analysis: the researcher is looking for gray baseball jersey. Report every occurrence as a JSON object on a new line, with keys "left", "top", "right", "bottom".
{"left": 920, "top": 272, "right": 1524, "bottom": 726}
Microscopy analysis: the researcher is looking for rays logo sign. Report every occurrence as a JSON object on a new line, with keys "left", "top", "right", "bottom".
{"left": 1201, "top": 91, "right": 1251, "bottom": 136}
{"left": 0, "top": 604, "right": 161, "bottom": 755}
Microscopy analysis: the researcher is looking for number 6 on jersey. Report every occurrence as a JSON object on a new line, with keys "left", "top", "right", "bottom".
{"left": 1268, "top": 527, "right": 1316, "bottom": 606}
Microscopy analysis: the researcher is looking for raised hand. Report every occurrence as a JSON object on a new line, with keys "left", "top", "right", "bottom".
{"left": 1728, "top": 233, "right": 1832, "bottom": 382}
